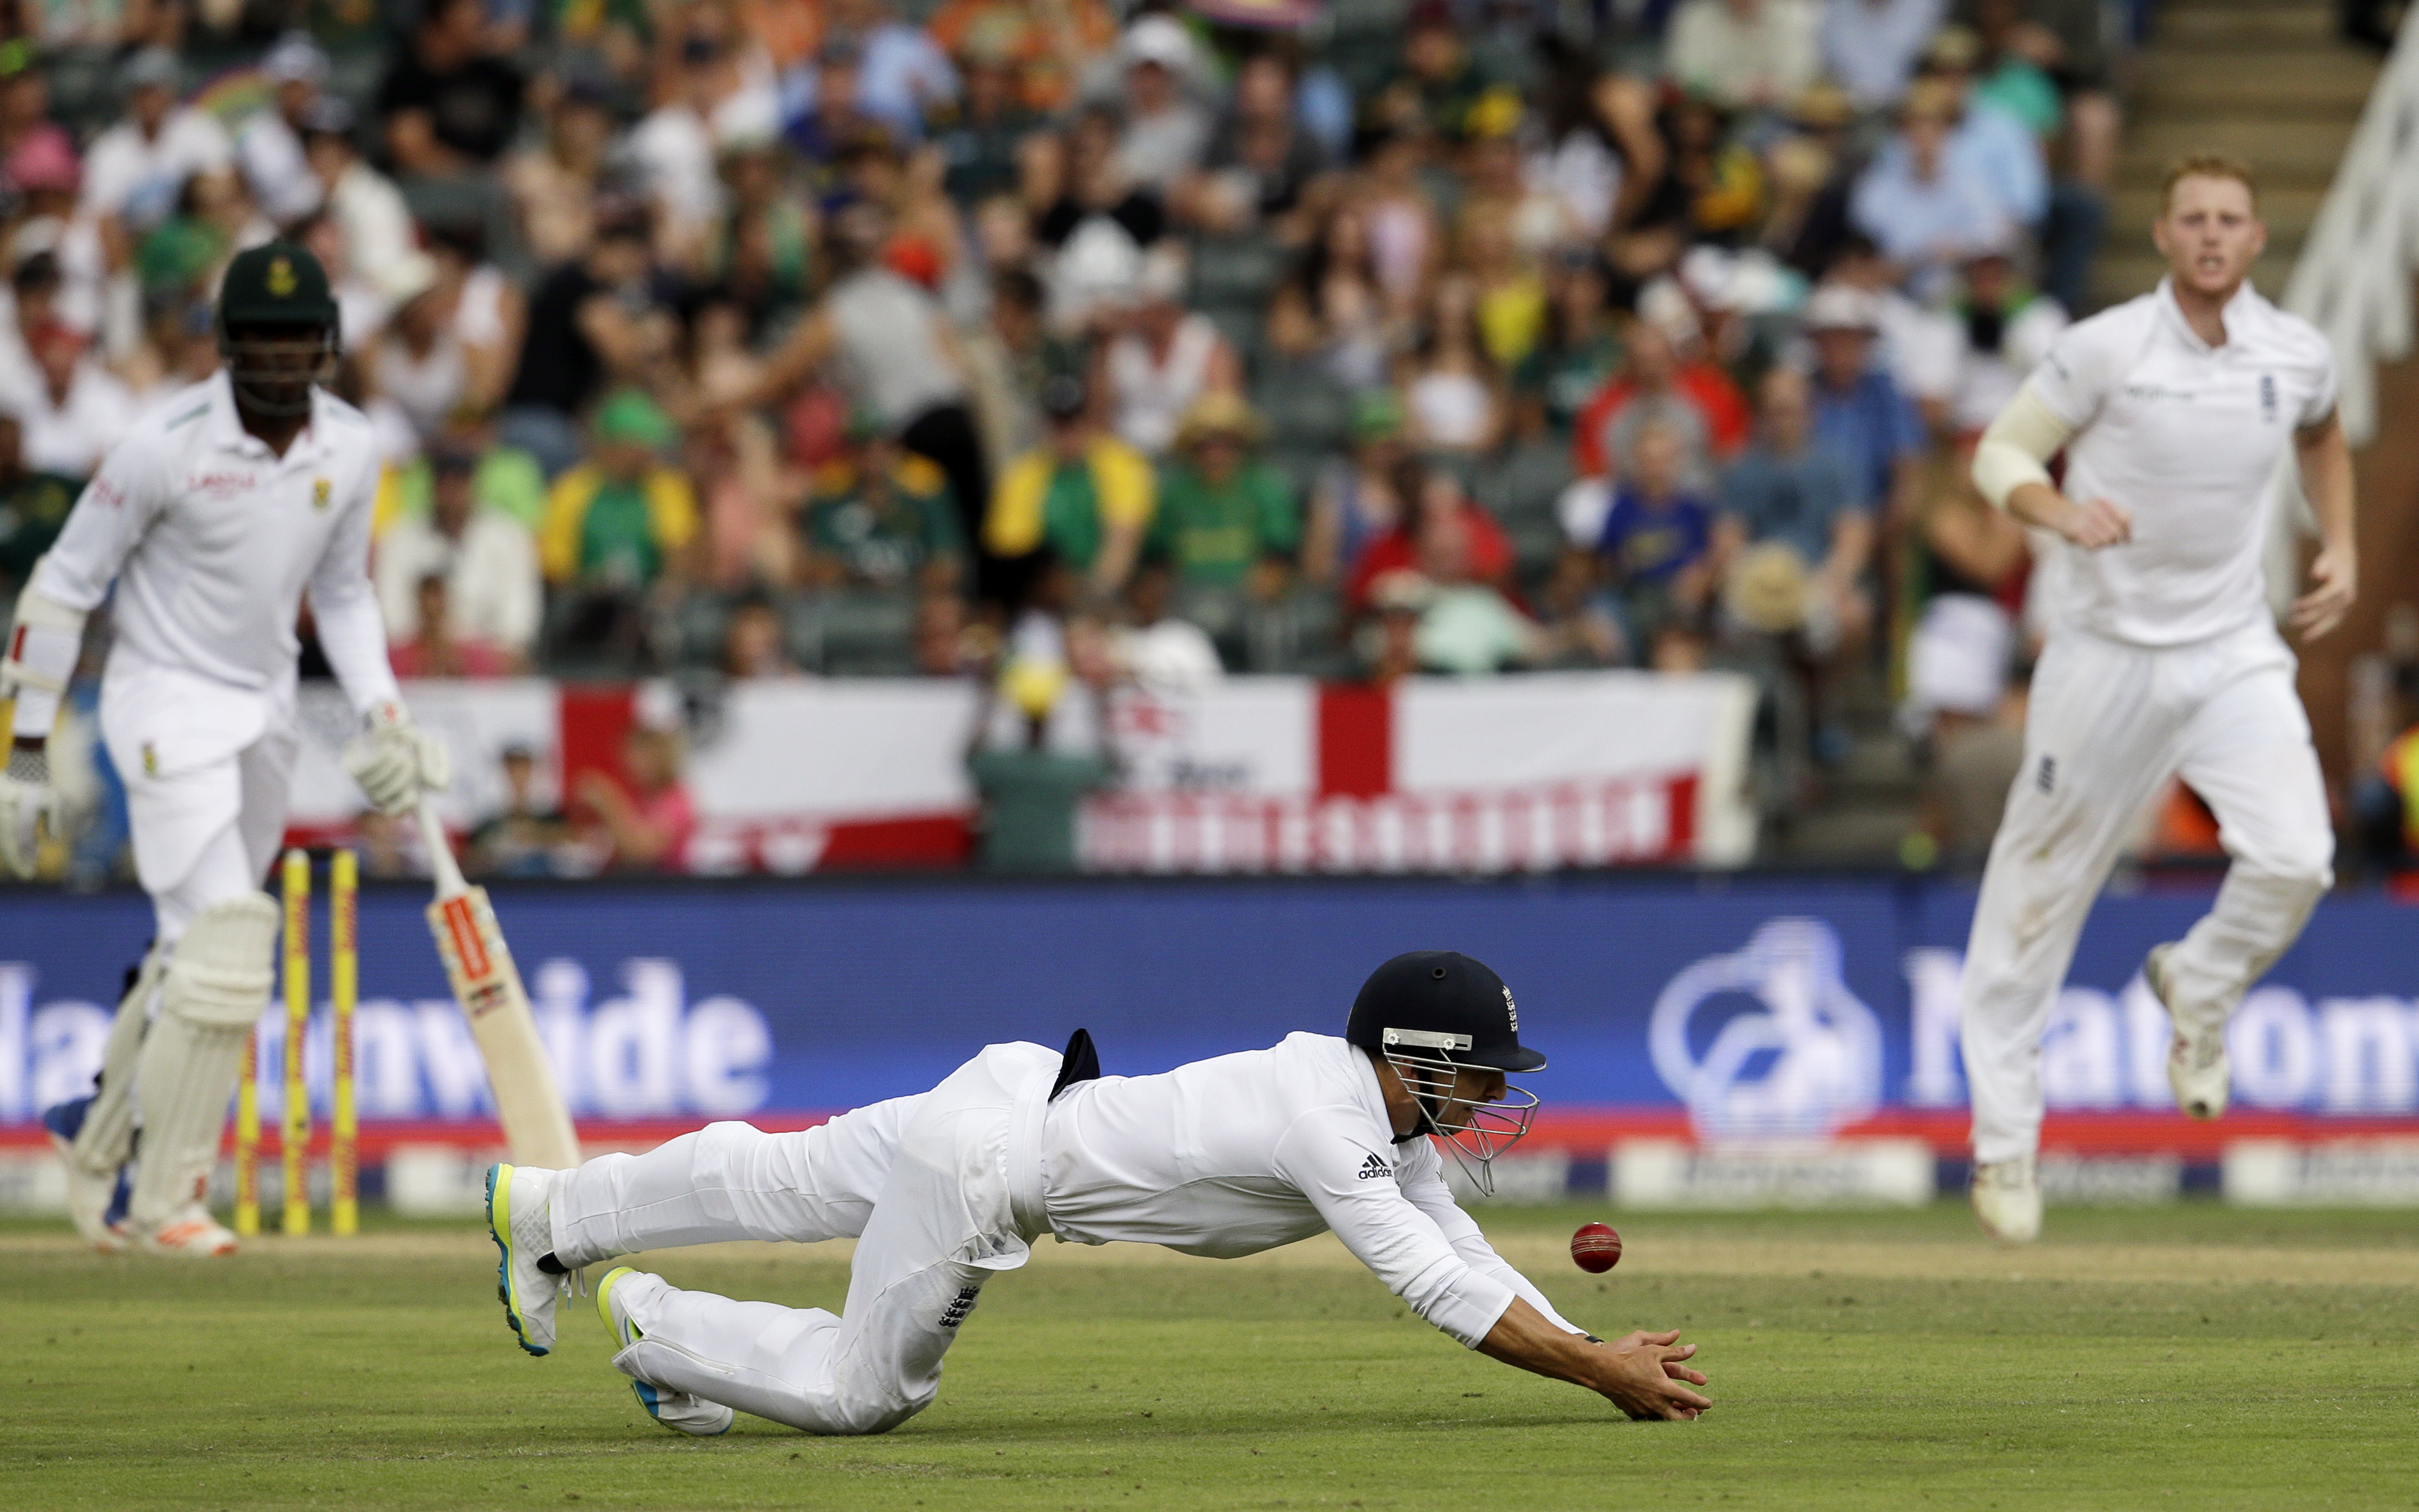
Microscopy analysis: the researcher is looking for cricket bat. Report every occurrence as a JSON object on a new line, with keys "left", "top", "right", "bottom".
{"left": 416, "top": 796, "right": 583, "bottom": 1169}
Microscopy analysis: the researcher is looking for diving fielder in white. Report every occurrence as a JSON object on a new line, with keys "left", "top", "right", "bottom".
{"left": 1962, "top": 156, "right": 2357, "bottom": 1243}
{"left": 1, "top": 242, "right": 446, "bottom": 1256}
{"left": 484, "top": 952, "right": 1713, "bottom": 1434}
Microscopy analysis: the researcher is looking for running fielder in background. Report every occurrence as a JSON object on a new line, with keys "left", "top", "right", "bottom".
{"left": 0, "top": 242, "right": 447, "bottom": 1256}
{"left": 484, "top": 952, "right": 1712, "bottom": 1434}
{"left": 1962, "top": 155, "right": 2356, "bottom": 1243}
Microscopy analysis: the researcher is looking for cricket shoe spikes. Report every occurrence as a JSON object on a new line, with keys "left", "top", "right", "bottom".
{"left": 597, "top": 1266, "right": 734, "bottom": 1437}
{"left": 1970, "top": 1155, "right": 2040, "bottom": 1244}
{"left": 138, "top": 1202, "right": 239, "bottom": 1257}
{"left": 2147, "top": 945, "right": 2230, "bottom": 1120}
{"left": 486, "top": 1163, "right": 564, "bottom": 1356}
{"left": 40, "top": 1096, "right": 129, "bottom": 1253}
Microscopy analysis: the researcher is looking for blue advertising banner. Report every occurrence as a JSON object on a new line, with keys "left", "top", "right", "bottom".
{"left": 4, "top": 877, "right": 2417, "bottom": 1142}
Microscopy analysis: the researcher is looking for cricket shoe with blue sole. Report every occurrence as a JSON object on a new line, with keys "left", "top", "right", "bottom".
{"left": 597, "top": 1266, "right": 735, "bottom": 1436}
{"left": 486, "top": 1163, "right": 564, "bottom": 1356}
{"left": 41, "top": 1095, "right": 131, "bottom": 1254}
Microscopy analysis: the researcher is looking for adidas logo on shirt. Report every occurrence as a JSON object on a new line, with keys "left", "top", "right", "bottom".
{"left": 1357, "top": 1153, "right": 1394, "bottom": 1182}
{"left": 938, "top": 1286, "right": 980, "bottom": 1329}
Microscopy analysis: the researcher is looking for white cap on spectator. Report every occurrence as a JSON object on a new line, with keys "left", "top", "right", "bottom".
{"left": 263, "top": 31, "right": 331, "bottom": 86}
{"left": 382, "top": 250, "right": 442, "bottom": 306}
{"left": 1803, "top": 284, "right": 1883, "bottom": 335}
{"left": 1122, "top": 14, "right": 1195, "bottom": 74}
{"left": 1635, "top": 277, "right": 1703, "bottom": 349}
{"left": 1051, "top": 217, "right": 1143, "bottom": 326}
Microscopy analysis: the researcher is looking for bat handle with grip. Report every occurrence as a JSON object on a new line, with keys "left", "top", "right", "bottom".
{"left": 416, "top": 794, "right": 470, "bottom": 901}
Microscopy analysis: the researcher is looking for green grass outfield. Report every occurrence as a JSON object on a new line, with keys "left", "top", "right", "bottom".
{"left": 9, "top": 1202, "right": 2418, "bottom": 1512}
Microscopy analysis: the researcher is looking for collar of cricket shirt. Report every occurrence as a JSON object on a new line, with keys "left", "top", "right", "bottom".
{"left": 200, "top": 368, "right": 335, "bottom": 468}
{"left": 2154, "top": 274, "right": 2261, "bottom": 357}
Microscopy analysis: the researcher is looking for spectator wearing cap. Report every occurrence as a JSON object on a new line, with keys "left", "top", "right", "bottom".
{"left": 965, "top": 651, "right": 1117, "bottom": 873}
{"left": 1664, "top": 0, "right": 1820, "bottom": 114}
{"left": 237, "top": 32, "right": 331, "bottom": 227}
{"left": 1110, "top": 15, "right": 1211, "bottom": 193}
{"left": 502, "top": 206, "right": 672, "bottom": 478}
{"left": 1803, "top": 284, "right": 1927, "bottom": 529}
{"left": 468, "top": 742, "right": 572, "bottom": 878}
{"left": 10, "top": 321, "right": 126, "bottom": 479}
{"left": 930, "top": 34, "right": 1043, "bottom": 212}
{"left": 796, "top": 411, "right": 966, "bottom": 592}
{"left": 985, "top": 373, "right": 1154, "bottom": 603}
{"left": 1818, "top": 0, "right": 1944, "bottom": 111}
{"left": 1849, "top": 78, "right": 2013, "bottom": 298}
{"left": 1305, "top": 391, "right": 1410, "bottom": 586}
{"left": 1945, "top": 240, "right": 2066, "bottom": 434}
{"left": 378, "top": 440, "right": 543, "bottom": 668}
{"left": 81, "top": 48, "right": 232, "bottom": 263}
{"left": 540, "top": 388, "right": 700, "bottom": 592}
{"left": 300, "top": 99, "right": 422, "bottom": 311}
{"left": 377, "top": 0, "right": 526, "bottom": 176}
{"left": 1150, "top": 392, "right": 1298, "bottom": 599}
{"left": 1115, "top": 560, "right": 1223, "bottom": 694}
{"left": 1102, "top": 244, "right": 1239, "bottom": 458}
{"left": 1909, "top": 25, "right": 2046, "bottom": 231}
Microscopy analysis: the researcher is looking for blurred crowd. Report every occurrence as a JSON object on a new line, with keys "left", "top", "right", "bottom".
{"left": 0, "top": 0, "right": 2165, "bottom": 870}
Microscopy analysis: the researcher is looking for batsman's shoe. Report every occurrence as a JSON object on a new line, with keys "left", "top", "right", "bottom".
{"left": 40, "top": 1096, "right": 129, "bottom": 1254}
{"left": 487, "top": 1163, "right": 562, "bottom": 1356}
{"left": 597, "top": 1266, "right": 734, "bottom": 1437}
{"left": 137, "top": 1202, "right": 239, "bottom": 1257}
{"left": 1970, "top": 1155, "right": 2040, "bottom": 1244}
{"left": 2147, "top": 945, "right": 2229, "bottom": 1120}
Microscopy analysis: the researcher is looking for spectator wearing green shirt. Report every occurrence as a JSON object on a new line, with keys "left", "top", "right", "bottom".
{"left": 965, "top": 653, "right": 1117, "bottom": 873}
{"left": 0, "top": 415, "right": 83, "bottom": 597}
{"left": 983, "top": 374, "right": 1155, "bottom": 606}
{"left": 1150, "top": 392, "right": 1299, "bottom": 601}
{"left": 540, "top": 389, "right": 699, "bottom": 662}
{"left": 797, "top": 413, "right": 965, "bottom": 593}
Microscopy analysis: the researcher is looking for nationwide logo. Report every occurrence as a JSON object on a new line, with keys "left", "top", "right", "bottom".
{"left": 1357, "top": 1152, "right": 1393, "bottom": 1181}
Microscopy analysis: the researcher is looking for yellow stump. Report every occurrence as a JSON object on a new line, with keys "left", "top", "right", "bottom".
{"left": 233, "top": 1023, "right": 259, "bottom": 1238}
{"left": 330, "top": 849, "right": 358, "bottom": 1237}
{"left": 281, "top": 849, "right": 311, "bottom": 1237}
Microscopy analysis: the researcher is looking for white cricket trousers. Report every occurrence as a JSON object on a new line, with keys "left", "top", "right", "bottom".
{"left": 1960, "top": 622, "right": 2332, "bottom": 1164}
{"left": 113, "top": 725, "right": 298, "bottom": 944}
{"left": 548, "top": 1041, "right": 1063, "bottom": 1435}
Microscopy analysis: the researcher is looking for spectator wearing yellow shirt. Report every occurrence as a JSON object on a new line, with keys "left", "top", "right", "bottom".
{"left": 984, "top": 375, "right": 1154, "bottom": 606}
{"left": 540, "top": 389, "right": 699, "bottom": 662}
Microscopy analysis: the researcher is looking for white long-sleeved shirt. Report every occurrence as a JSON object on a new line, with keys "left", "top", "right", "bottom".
{"left": 24, "top": 372, "right": 396, "bottom": 760}
{"left": 1041, "top": 1032, "right": 1579, "bottom": 1349}
{"left": 2025, "top": 278, "right": 2336, "bottom": 646}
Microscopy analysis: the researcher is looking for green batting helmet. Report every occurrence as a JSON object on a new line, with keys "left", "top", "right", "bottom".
{"left": 217, "top": 240, "right": 341, "bottom": 416}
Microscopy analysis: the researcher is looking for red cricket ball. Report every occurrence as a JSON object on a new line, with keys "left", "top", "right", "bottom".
{"left": 1570, "top": 1221, "right": 1622, "bottom": 1273}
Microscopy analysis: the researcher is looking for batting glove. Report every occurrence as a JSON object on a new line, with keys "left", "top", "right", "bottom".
{"left": 342, "top": 702, "right": 452, "bottom": 814}
{"left": 0, "top": 743, "right": 59, "bottom": 877}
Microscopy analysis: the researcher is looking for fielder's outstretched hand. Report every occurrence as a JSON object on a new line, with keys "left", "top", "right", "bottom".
{"left": 2290, "top": 544, "right": 2357, "bottom": 641}
{"left": 1593, "top": 1329, "right": 1712, "bottom": 1421}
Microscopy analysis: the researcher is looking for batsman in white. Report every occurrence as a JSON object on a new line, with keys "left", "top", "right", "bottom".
{"left": 0, "top": 242, "right": 447, "bottom": 1256}
{"left": 485, "top": 952, "right": 1712, "bottom": 1434}
{"left": 1962, "top": 154, "right": 2357, "bottom": 1243}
